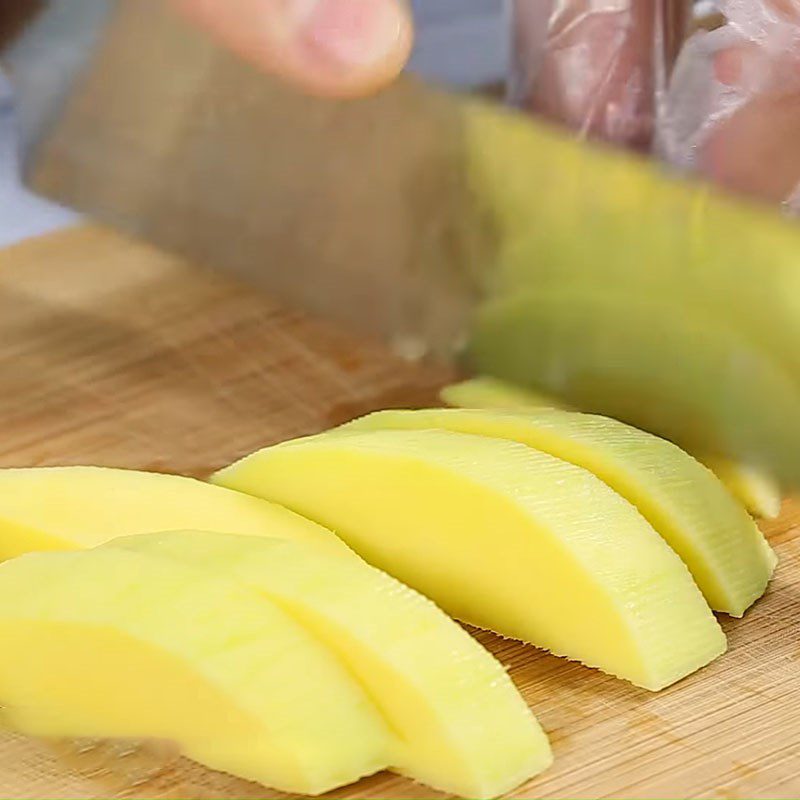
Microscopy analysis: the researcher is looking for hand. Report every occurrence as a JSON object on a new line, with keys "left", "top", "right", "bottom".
{"left": 171, "top": 0, "right": 413, "bottom": 98}
{"left": 511, "top": 1, "right": 691, "bottom": 151}
{"left": 700, "top": 0, "right": 800, "bottom": 206}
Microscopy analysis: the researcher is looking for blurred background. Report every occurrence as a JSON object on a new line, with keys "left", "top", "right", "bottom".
{"left": 1, "top": 0, "right": 507, "bottom": 248}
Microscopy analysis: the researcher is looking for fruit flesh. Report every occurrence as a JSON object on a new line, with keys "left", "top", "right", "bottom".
{"left": 114, "top": 531, "right": 552, "bottom": 798}
{"left": 344, "top": 408, "right": 775, "bottom": 617}
{"left": 214, "top": 429, "right": 726, "bottom": 690}
{"left": 0, "top": 466, "right": 347, "bottom": 561}
{"left": 441, "top": 375, "right": 783, "bottom": 522}
{"left": 0, "top": 544, "right": 389, "bottom": 795}
{"left": 700, "top": 457, "right": 782, "bottom": 521}
{"left": 440, "top": 377, "right": 562, "bottom": 412}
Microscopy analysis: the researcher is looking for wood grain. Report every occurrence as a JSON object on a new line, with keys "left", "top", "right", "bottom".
{"left": 0, "top": 227, "right": 798, "bottom": 800}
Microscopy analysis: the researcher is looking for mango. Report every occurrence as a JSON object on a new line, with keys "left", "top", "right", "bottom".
{"left": 0, "top": 466, "right": 346, "bottom": 561}
{"left": 441, "top": 376, "right": 783, "bottom": 522}
{"left": 0, "top": 544, "right": 389, "bottom": 795}
{"left": 440, "top": 377, "right": 562, "bottom": 412}
{"left": 345, "top": 408, "right": 775, "bottom": 617}
{"left": 113, "top": 531, "right": 551, "bottom": 798}
{"left": 214, "top": 429, "right": 726, "bottom": 690}
{"left": 700, "top": 458, "right": 782, "bottom": 521}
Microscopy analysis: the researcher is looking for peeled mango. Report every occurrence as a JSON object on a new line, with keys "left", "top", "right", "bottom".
{"left": 115, "top": 531, "right": 551, "bottom": 797}
{"left": 441, "top": 376, "right": 782, "bottom": 521}
{"left": 0, "top": 466, "right": 347, "bottom": 561}
{"left": 0, "top": 532, "right": 550, "bottom": 798}
{"left": 355, "top": 406, "right": 774, "bottom": 616}
{"left": 215, "top": 428, "right": 726, "bottom": 690}
{"left": 0, "top": 542, "right": 388, "bottom": 795}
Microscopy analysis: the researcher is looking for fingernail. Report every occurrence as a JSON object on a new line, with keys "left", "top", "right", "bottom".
{"left": 288, "top": 0, "right": 406, "bottom": 69}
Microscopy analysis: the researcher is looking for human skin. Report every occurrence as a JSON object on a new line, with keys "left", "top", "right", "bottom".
{"left": 6, "top": 0, "right": 798, "bottom": 204}
{"left": 511, "top": 1, "right": 692, "bottom": 150}
{"left": 511, "top": 0, "right": 800, "bottom": 206}
{"left": 170, "top": 0, "right": 414, "bottom": 98}
{"left": 700, "top": 0, "right": 800, "bottom": 205}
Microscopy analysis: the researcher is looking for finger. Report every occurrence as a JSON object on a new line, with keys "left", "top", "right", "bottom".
{"left": 701, "top": 93, "right": 800, "bottom": 204}
{"left": 172, "top": 0, "right": 413, "bottom": 98}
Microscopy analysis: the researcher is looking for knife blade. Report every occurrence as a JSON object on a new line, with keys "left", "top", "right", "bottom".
{"left": 6, "top": 0, "right": 800, "bottom": 485}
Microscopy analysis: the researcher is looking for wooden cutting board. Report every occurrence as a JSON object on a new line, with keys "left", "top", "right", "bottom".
{"left": 0, "top": 226, "right": 798, "bottom": 800}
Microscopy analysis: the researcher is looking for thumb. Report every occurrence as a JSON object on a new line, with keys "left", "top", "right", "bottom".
{"left": 172, "top": 0, "right": 413, "bottom": 98}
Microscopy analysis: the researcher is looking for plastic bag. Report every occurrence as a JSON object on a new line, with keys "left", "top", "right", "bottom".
{"left": 509, "top": 1, "right": 691, "bottom": 151}
{"left": 659, "top": 0, "right": 800, "bottom": 211}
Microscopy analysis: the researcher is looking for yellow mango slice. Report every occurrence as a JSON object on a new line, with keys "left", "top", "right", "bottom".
{"left": 699, "top": 457, "right": 782, "bottom": 521}
{"left": 343, "top": 408, "right": 775, "bottom": 617}
{"left": 440, "top": 377, "right": 563, "bottom": 412}
{"left": 114, "top": 531, "right": 552, "bottom": 798}
{"left": 0, "top": 466, "right": 347, "bottom": 561}
{"left": 214, "top": 429, "right": 726, "bottom": 690}
{"left": 0, "top": 544, "right": 390, "bottom": 795}
{"left": 441, "top": 376, "right": 783, "bottom": 523}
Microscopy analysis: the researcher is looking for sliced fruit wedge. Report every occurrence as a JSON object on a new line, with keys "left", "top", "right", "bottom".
{"left": 700, "top": 457, "right": 782, "bottom": 521}
{"left": 113, "top": 531, "right": 551, "bottom": 798}
{"left": 214, "top": 429, "right": 726, "bottom": 690}
{"left": 0, "top": 466, "right": 347, "bottom": 561}
{"left": 0, "top": 544, "right": 390, "bottom": 795}
{"left": 343, "top": 408, "right": 775, "bottom": 617}
{"left": 440, "top": 376, "right": 783, "bottom": 522}
{"left": 440, "top": 377, "right": 562, "bottom": 412}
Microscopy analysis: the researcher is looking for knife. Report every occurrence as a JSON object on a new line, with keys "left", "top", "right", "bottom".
{"left": 5, "top": 0, "right": 800, "bottom": 485}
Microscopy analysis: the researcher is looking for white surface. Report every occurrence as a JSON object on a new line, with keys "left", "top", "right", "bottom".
{"left": 0, "top": 72, "right": 80, "bottom": 249}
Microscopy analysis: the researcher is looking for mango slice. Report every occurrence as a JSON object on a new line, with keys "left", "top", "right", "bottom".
{"left": 699, "top": 457, "right": 782, "bottom": 521}
{"left": 0, "top": 544, "right": 390, "bottom": 795}
{"left": 0, "top": 466, "right": 346, "bottom": 561}
{"left": 440, "top": 376, "right": 784, "bottom": 522}
{"left": 440, "top": 377, "right": 562, "bottom": 412}
{"left": 113, "top": 531, "right": 552, "bottom": 798}
{"left": 214, "top": 429, "right": 726, "bottom": 690}
{"left": 343, "top": 409, "right": 775, "bottom": 617}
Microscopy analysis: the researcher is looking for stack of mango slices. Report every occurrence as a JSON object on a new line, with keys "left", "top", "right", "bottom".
{"left": 0, "top": 386, "right": 779, "bottom": 797}
{"left": 441, "top": 376, "right": 783, "bottom": 522}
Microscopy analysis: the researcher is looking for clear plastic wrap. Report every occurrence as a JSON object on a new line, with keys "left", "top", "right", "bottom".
{"left": 509, "top": 1, "right": 691, "bottom": 151}
{"left": 659, "top": 0, "right": 800, "bottom": 211}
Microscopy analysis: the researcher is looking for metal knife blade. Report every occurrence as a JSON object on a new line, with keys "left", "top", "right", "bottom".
{"left": 6, "top": 0, "right": 800, "bottom": 485}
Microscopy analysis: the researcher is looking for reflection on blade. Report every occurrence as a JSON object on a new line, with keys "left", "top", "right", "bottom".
{"left": 465, "top": 103, "right": 800, "bottom": 485}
